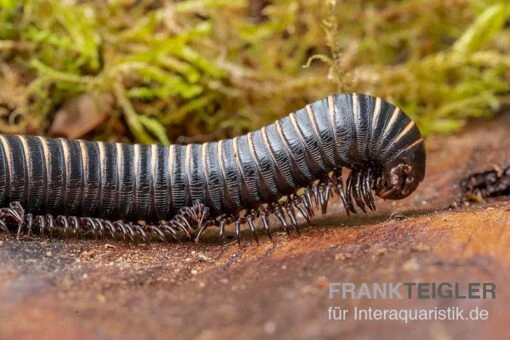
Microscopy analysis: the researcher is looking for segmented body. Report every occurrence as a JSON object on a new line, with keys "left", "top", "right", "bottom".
{"left": 458, "top": 164, "right": 510, "bottom": 204}
{"left": 0, "top": 93, "right": 426, "bottom": 243}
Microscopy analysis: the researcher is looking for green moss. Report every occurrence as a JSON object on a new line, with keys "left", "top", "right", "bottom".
{"left": 316, "top": 0, "right": 510, "bottom": 134}
{"left": 0, "top": 0, "right": 508, "bottom": 142}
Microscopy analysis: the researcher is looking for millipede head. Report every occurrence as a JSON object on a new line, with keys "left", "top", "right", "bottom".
{"left": 376, "top": 140, "right": 426, "bottom": 200}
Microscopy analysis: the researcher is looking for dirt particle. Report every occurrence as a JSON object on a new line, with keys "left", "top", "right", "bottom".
{"left": 197, "top": 252, "right": 213, "bottom": 263}
{"left": 335, "top": 253, "right": 352, "bottom": 260}
{"left": 96, "top": 294, "right": 106, "bottom": 303}
{"left": 61, "top": 277, "right": 72, "bottom": 289}
{"left": 45, "top": 251, "right": 53, "bottom": 257}
{"left": 402, "top": 257, "right": 420, "bottom": 272}
{"left": 410, "top": 243, "right": 430, "bottom": 252}
{"left": 315, "top": 276, "right": 329, "bottom": 289}
{"left": 264, "top": 321, "right": 276, "bottom": 334}
{"left": 300, "top": 285, "right": 311, "bottom": 294}
{"left": 374, "top": 247, "right": 387, "bottom": 256}
{"left": 191, "top": 269, "right": 198, "bottom": 275}
{"left": 79, "top": 250, "right": 97, "bottom": 262}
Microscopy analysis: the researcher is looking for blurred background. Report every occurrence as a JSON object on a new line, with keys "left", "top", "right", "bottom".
{"left": 0, "top": 0, "right": 509, "bottom": 144}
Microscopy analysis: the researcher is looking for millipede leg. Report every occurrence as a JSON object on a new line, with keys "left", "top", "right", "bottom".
{"left": 334, "top": 170, "right": 350, "bottom": 216}
{"left": 260, "top": 211, "right": 273, "bottom": 241}
{"left": 284, "top": 202, "right": 299, "bottom": 234}
{"left": 94, "top": 218, "right": 106, "bottom": 238}
{"left": 112, "top": 221, "right": 123, "bottom": 239}
{"left": 102, "top": 219, "right": 116, "bottom": 239}
{"left": 123, "top": 222, "right": 135, "bottom": 242}
{"left": 235, "top": 218, "right": 242, "bottom": 245}
{"left": 318, "top": 182, "right": 328, "bottom": 214}
{"left": 218, "top": 219, "right": 227, "bottom": 242}
{"left": 147, "top": 224, "right": 167, "bottom": 242}
{"left": 131, "top": 223, "right": 147, "bottom": 242}
{"left": 16, "top": 219, "right": 23, "bottom": 239}
{"left": 81, "top": 217, "right": 98, "bottom": 239}
{"left": 324, "top": 181, "right": 333, "bottom": 207}
{"left": 25, "top": 213, "right": 34, "bottom": 236}
{"left": 0, "top": 220, "right": 8, "bottom": 233}
{"left": 56, "top": 216, "right": 69, "bottom": 237}
{"left": 0, "top": 201, "right": 25, "bottom": 236}
{"left": 69, "top": 216, "right": 80, "bottom": 234}
{"left": 345, "top": 172, "right": 357, "bottom": 214}
{"left": 174, "top": 219, "right": 192, "bottom": 239}
{"left": 293, "top": 196, "right": 311, "bottom": 225}
{"left": 169, "top": 201, "right": 211, "bottom": 241}
{"left": 246, "top": 214, "right": 259, "bottom": 245}
{"left": 302, "top": 188, "right": 314, "bottom": 217}
{"left": 195, "top": 220, "right": 211, "bottom": 243}
{"left": 353, "top": 171, "right": 367, "bottom": 213}
{"left": 174, "top": 216, "right": 193, "bottom": 239}
{"left": 5, "top": 202, "right": 25, "bottom": 225}
{"left": 373, "top": 175, "right": 382, "bottom": 193}
{"left": 164, "top": 223, "right": 181, "bottom": 242}
{"left": 311, "top": 183, "right": 320, "bottom": 208}
{"left": 10, "top": 201, "right": 25, "bottom": 217}
{"left": 45, "top": 214, "right": 55, "bottom": 237}
{"left": 318, "top": 178, "right": 333, "bottom": 215}
{"left": 35, "top": 215, "right": 46, "bottom": 236}
{"left": 273, "top": 203, "right": 291, "bottom": 236}
{"left": 362, "top": 168, "right": 376, "bottom": 210}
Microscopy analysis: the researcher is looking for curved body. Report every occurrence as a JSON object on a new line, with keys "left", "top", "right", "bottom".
{"left": 0, "top": 93, "right": 425, "bottom": 241}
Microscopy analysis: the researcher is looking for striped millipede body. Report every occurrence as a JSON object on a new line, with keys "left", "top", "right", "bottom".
{"left": 0, "top": 93, "right": 425, "bottom": 243}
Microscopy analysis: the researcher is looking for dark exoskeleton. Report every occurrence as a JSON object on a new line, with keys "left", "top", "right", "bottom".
{"left": 0, "top": 93, "right": 426, "bottom": 243}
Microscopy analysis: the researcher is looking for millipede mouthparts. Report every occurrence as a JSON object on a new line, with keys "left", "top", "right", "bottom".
{"left": 0, "top": 93, "right": 426, "bottom": 244}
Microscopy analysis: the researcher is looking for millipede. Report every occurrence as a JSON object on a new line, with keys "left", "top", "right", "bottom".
{"left": 457, "top": 164, "right": 510, "bottom": 204}
{"left": 0, "top": 93, "right": 425, "bottom": 244}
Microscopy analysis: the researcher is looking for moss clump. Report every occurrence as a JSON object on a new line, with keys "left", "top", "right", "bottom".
{"left": 316, "top": 0, "right": 509, "bottom": 135}
{"left": 0, "top": 0, "right": 508, "bottom": 142}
